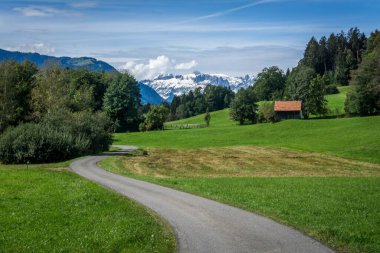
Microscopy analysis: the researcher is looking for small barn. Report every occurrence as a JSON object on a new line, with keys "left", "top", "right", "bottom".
{"left": 274, "top": 101, "right": 302, "bottom": 120}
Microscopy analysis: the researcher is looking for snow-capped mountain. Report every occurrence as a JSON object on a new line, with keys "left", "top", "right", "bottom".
{"left": 139, "top": 71, "right": 255, "bottom": 102}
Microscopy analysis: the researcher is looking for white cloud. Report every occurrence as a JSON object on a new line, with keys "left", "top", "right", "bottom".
{"left": 120, "top": 55, "right": 198, "bottom": 80}
{"left": 13, "top": 6, "right": 78, "bottom": 17}
{"left": 6, "top": 43, "right": 56, "bottom": 55}
{"left": 179, "top": 0, "right": 283, "bottom": 24}
{"left": 175, "top": 60, "right": 198, "bottom": 70}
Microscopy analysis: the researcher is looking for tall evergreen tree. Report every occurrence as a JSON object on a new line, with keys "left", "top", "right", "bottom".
{"left": 302, "top": 37, "right": 321, "bottom": 73}
{"left": 347, "top": 27, "right": 367, "bottom": 66}
{"left": 319, "top": 36, "right": 329, "bottom": 73}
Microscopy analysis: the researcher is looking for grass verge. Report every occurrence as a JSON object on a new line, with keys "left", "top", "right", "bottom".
{"left": 0, "top": 165, "right": 176, "bottom": 253}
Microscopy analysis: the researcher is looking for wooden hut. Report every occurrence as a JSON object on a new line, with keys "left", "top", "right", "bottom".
{"left": 274, "top": 101, "right": 302, "bottom": 120}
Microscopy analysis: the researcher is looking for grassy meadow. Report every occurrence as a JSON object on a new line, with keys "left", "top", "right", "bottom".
{"left": 108, "top": 88, "right": 380, "bottom": 252}
{"left": 325, "top": 86, "right": 350, "bottom": 116}
{"left": 103, "top": 147, "right": 380, "bottom": 178}
{"left": 115, "top": 114, "right": 380, "bottom": 164}
{"left": 101, "top": 153, "right": 380, "bottom": 253}
{"left": 100, "top": 146, "right": 380, "bottom": 253}
{"left": 0, "top": 163, "right": 176, "bottom": 253}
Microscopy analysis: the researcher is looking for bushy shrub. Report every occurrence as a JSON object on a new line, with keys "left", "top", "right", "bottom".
{"left": 68, "top": 111, "right": 113, "bottom": 153}
{"left": 0, "top": 123, "right": 78, "bottom": 164}
{"left": 257, "top": 102, "right": 277, "bottom": 123}
{"left": 325, "top": 84, "right": 340, "bottom": 95}
{"left": 140, "top": 105, "right": 169, "bottom": 131}
{"left": 0, "top": 111, "right": 112, "bottom": 164}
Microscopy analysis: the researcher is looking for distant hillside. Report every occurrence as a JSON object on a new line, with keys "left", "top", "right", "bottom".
{"left": 0, "top": 48, "right": 117, "bottom": 72}
{"left": 139, "top": 83, "right": 165, "bottom": 105}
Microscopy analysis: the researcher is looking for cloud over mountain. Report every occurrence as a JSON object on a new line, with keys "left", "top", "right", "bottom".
{"left": 120, "top": 55, "right": 198, "bottom": 80}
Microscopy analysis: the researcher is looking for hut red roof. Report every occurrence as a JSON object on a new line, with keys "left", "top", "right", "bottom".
{"left": 274, "top": 101, "right": 302, "bottom": 112}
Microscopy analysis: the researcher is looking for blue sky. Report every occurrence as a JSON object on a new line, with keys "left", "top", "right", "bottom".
{"left": 0, "top": 0, "right": 379, "bottom": 79}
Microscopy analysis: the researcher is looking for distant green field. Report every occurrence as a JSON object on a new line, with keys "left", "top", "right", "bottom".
{"left": 115, "top": 114, "right": 380, "bottom": 164}
{"left": 0, "top": 165, "right": 175, "bottom": 252}
{"left": 165, "top": 109, "right": 235, "bottom": 128}
{"left": 325, "top": 86, "right": 350, "bottom": 116}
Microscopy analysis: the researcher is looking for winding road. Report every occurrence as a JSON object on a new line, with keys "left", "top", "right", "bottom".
{"left": 70, "top": 145, "right": 334, "bottom": 253}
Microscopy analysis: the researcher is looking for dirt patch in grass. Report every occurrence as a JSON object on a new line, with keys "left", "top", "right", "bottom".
{"left": 109, "top": 146, "right": 380, "bottom": 178}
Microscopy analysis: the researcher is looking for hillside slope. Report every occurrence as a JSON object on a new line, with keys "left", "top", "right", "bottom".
{"left": 139, "top": 83, "right": 165, "bottom": 105}
{"left": 0, "top": 48, "right": 117, "bottom": 72}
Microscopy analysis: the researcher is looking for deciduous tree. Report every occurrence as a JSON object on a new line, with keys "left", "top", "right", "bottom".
{"left": 230, "top": 87, "right": 258, "bottom": 125}
{"left": 103, "top": 73, "right": 141, "bottom": 132}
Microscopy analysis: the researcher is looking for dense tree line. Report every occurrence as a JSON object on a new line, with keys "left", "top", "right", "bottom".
{"left": 169, "top": 85, "right": 234, "bottom": 121}
{"left": 301, "top": 27, "right": 367, "bottom": 85}
{"left": 284, "top": 28, "right": 369, "bottom": 117}
{"left": 345, "top": 30, "right": 380, "bottom": 115}
{"left": 0, "top": 62, "right": 142, "bottom": 163}
{"left": 229, "top": 28, "right": 379, "bottom": 123}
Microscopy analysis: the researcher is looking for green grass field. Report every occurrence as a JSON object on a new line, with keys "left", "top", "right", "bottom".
{"left": 109, "top": 88, "right": 380, "bottom": 252}
{"left": 101, "top": 152, "right": 380, "bottom": 253}
{"left": 115, "top": 114, "right": 380, "bottom": 164}
{"left": 0, "top": 163, "right": 176, "bottom": 253}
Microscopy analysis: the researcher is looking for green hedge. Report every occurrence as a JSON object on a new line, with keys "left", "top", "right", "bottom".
{"left": 0, "top": 112, "right": 112, "bottom": 164}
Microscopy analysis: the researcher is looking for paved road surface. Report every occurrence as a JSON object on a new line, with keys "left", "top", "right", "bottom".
{"left": 70, "top": 145, "right": 334, "bottom": 253}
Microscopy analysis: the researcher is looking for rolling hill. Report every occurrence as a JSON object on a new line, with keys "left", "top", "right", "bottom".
{"left": 0, "top": 48, "right": 117, "bottom": 72}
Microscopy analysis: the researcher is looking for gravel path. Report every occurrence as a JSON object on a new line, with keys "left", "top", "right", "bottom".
{"left": 70, "top": 145, "right": 334, "bottom": 253}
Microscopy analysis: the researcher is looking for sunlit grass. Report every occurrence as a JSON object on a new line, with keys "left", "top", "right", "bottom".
{"left": 0, "top": 165, "right": 176, "bottom": 253}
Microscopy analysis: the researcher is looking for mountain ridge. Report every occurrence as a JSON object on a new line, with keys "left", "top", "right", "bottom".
{"left": 139, "top": 71, "right": 255, "bottom": 102}
{"left": 0, "top": 48, "right": 117, "bottom": 72}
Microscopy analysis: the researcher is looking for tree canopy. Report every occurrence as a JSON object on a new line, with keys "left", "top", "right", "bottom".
{"left": 230, "top": 87, "right": 258, "bottom": 125}
{"left": 345, "top": 30, "right": 380, "bottom": 116}
{"left": 103, "top": 73, "right": 141, "bottom": 132}
{"left": 253, "top": 66, "right": 286, "bottom": 101}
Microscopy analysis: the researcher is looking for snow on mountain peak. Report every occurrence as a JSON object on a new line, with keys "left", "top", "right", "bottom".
{"left": 139, "top": 72, "right": 255, "bottom": 101}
